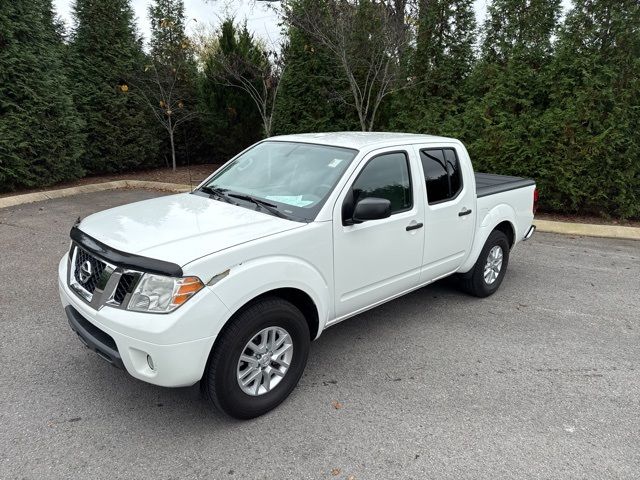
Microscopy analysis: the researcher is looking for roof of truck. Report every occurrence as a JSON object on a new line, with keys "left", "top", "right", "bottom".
{"left": 268, "top": 132, "right": 458, "bottom": 150}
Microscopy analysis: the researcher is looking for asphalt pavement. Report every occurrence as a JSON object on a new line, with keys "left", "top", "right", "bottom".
{"left": 1, "top": 189, "right": 639, "bottom": 480}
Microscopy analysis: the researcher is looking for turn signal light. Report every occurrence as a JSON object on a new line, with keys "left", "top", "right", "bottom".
{"left": 172, "top": 277, "right": 205, "bottom": 306}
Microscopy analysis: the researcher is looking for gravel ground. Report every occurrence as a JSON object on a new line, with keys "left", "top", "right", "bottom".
{"left": 1, "top": 189, "right": 639, "bottom": 480}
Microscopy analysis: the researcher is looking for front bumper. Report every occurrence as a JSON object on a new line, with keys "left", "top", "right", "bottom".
{"left": 66, "top": 305, "right": 125, "bottom": 369}
{"left": 58, "top": 254, "right": 231, "bottom": 387}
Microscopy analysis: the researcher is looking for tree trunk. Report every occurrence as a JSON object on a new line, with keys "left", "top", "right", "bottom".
{"left": 168, "top": 117, "right": 176, "bottom": 171}
{"left": 357, "top": 109, "right": 367, "bottom": 131}
{"left": 263, "top": 114, "right": 272, "bottom": 138}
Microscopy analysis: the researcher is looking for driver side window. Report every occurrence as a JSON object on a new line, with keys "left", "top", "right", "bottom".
{"left": 343, "top": 151, "right": 412, "bottom": 223}
{"left": 352, "top": 152, "right": 412, "bottom": 213}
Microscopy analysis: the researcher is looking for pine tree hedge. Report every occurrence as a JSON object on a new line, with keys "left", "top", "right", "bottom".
{"left": 0, "top": 0, "right": 84, "bottom": 191}
{"left": 70, "top": 0, "right": 160, "bottom": 174}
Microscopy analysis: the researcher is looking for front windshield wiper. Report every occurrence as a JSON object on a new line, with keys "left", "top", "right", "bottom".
{"left": 200, "top": 186, "right": 233, "bottom": 204}
{"left": 226, "top": 193, "right": 289, "bottom": 220}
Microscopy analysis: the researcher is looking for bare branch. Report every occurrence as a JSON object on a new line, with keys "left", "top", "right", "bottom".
{"left": 204, "top": 22, "right": 284, "bottom": 137}
{"left": 282, "top": 0, "right": 417, "bottom": 131}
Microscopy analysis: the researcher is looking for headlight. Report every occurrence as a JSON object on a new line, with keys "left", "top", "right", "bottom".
{"left": 127, "top": 274, "right": 204, "bottom": 313}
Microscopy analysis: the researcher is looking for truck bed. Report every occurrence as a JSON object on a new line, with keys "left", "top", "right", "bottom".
{"left": 475, "top": 172, "right": 535, "bottom": 198}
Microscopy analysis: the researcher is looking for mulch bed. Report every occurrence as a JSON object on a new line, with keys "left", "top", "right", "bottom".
{"left": 0, "top": 164, "right": 220, "bottom": 199}
{"left": 536, "top": 212, "right": 640, "bottom": 228}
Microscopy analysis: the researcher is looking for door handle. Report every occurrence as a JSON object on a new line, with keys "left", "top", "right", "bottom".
{"left": 458, "top": 208, "right": 472, "bottom": 217}
{"left": 406, "top": 222, "right": 423, "bottom": 231}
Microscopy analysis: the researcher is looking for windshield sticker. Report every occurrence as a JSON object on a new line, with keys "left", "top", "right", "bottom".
{"left": 265, "top": 195, "right": 314, "bottom": 207}
{"left": 327, "top": 158, "right": 343, "bottom": 168}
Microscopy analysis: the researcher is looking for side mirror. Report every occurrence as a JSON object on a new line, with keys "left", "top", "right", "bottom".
{"left": 352, "top": 197, "right": 391, "bottom": 223}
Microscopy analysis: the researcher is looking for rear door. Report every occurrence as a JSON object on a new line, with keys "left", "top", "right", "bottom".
{"left": 332, "top": 148, "right": 425, "bottom": 319}
{"left": 415, "top": 145, "right": 475, "bottom": 281}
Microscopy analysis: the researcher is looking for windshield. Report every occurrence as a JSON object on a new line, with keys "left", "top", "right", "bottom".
{"left": 199, "top": 141, "right": 358, "bottom": 221}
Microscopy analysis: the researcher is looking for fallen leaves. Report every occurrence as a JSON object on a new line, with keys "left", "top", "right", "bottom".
{"left": 330, "top": 469, "right": 355, "bottom": 479}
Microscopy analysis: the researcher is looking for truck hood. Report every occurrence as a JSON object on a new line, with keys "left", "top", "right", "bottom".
{"left": 77, "top": 193, "right": 303, "bottom": 266}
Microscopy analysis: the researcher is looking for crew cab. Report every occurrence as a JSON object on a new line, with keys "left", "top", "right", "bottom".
{"left": 58, "top": 132, "right": 537, "bottom": 419}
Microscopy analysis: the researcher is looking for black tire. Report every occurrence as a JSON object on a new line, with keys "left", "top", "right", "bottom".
{"left": 201, "top": 297, "right": 310, "bottom": 419}
{"left": 460, "top": 230, "right": 510, "bottom": 298}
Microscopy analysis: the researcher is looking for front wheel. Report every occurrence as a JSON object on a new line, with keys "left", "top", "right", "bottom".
{"left": 460, "top": 230, "right": 510, "bottom": 297}
{"left": 201, "top": 297, "right": 310, "bottom": 419}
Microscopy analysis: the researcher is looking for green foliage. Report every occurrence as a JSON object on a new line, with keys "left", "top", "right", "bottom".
{"left": 1, "top": 0, "right": 638, "bottom": 218}
{"left": 0, "top": 0, "right": 84, "bottom": 191}
{"left": 458, "top": 0, "right": 564, "bottom": 210}
{"left": 389, "top": 0, "right": 477, "bottom": 134}
{"left": 457, "top": 0, "right": 639, "bottom": 219}
{"left": 149, "top": 0, "right": 189, "bottom": 64}
{"left": 147, "top": 0, "right": 207, "bottom": 167}
{"left": 274, "top": 9, "right": 358, "bottom": 134}
{"left": 199, "top": 19, "right": 264, "bottom": 159}
{"left": 281, "top": 0, "right": 412, "bottom": 131}
{"left": 70, "top": 0, "right": 160, "bottom": 174}
{"left": 538, "top": 0, "right": 640, "bottom": 218}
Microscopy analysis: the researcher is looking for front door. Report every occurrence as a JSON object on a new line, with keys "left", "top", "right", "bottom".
{"left": 332, "top": 149, "right": 425, "bottom": 319}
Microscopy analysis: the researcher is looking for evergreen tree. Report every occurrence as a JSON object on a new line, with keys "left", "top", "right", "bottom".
{"left": 541, "top": 0, "right": 640, "bottom": 218}
{"left": 460, "top": 0, "right": 561, "bottom": 181}
{"left": 149, "top": 0, "right": 189, "bottom": 63}
{"left": 199, "top": 19, "right": 264, "bottom": 159}
{"left": 282, "top": 0, "right": 414, "bottom": 131}
{"left": 274, "top": 14, "right": 358, "bottom": 134}
{"left": 390, "top": 0, "right": 477, "bottom": 133}
{"left": 145, "top": 0, "right": 204, "bottom": 169}
{"left": 0, "top": 0, "right": 84, "bottom": 191}
{"left": 70, "top": 0, "right": 159, "bottom": 174}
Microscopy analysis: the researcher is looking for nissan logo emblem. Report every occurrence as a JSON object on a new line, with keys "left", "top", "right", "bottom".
{"left": 79, "top": 260, "right": 93, "bottom": 283}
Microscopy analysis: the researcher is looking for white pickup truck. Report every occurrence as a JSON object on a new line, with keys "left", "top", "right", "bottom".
{"left": 59, "top": 133, "right": 537, "bottom": 418}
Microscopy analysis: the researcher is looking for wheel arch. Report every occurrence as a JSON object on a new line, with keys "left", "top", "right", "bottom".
{"left": 237, "top": 288, "right": 320, "bottom": 342}
{"left": 202, "top": 286, "right": 321, "bottom": 382}
{"left": 494, "top": 220, "right": 515, "bottom": 248}
{"left": 458, "top": 204, "right": 517, "bottom": 273}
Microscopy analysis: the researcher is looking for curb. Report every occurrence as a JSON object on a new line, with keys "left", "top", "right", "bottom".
{"left": 1, "top": 181, "right": 638, "bottom": 241}
{"left": 0, "top": 180, "right": 191, "bottom": 209}
{"left": 534, "top": 219, "right": 640, "bottom": 241}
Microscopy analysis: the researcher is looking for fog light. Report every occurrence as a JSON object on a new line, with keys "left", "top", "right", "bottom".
{"left": 147, "top": 354, "right": 155, "bottom": 371}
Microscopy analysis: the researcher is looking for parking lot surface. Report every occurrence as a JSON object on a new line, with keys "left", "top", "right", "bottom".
{"left": 1, "top": 189, "right": 639, "bottom": 479}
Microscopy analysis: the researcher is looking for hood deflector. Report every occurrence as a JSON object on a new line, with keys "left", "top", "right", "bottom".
{"left": 70, "top": 226, "right": 184, "bottom": 277}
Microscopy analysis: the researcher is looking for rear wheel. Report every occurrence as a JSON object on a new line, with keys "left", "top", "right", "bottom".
{"left": 460, "top": 230, "right": 510, "bottom": 297}
{"left": 201, "top": 297, "right": 310, "bottom": 419}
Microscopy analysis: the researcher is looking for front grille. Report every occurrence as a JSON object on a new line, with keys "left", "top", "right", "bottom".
{"left": 113, "top": 273, "right": 139, "bottom": 304}
{"left": 73, "top": 247, "right": 107, "bottom": 294}
{"left": 68, "top": 242, "right": 143, "bottom": 309}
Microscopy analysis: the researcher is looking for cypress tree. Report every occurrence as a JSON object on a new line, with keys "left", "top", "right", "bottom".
{"left": 149, "top": 0, "right": 189, "bottom": 62}
{"left": 199, "top": 19, "right": 264, "bottom": 159}
{"left": 147, "top": 0, "right": 204, "bottom": 169}
{"left": 70, "top": 0, "right": 159, "bottom": 174}
{"left": 0, "top": 0, "right": 84, "bottom": 191}
{"left": 542, "top": 0, "right": 640, "bottom": 218}
{"left": 390, "top": 0, "right": 477, "bottom": 134}
{"left": 274, "top": 18, "right": 358, "bottom": 134}
{"left": 460, "top": 0, "right": 561, "bottom": 182}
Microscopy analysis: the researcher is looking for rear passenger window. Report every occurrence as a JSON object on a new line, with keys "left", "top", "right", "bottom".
{"left": 420, "top": 148, "right": 463, "bottom": 204}
{"left": 352, "top": 152, "right": 412, "bottom": 214}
